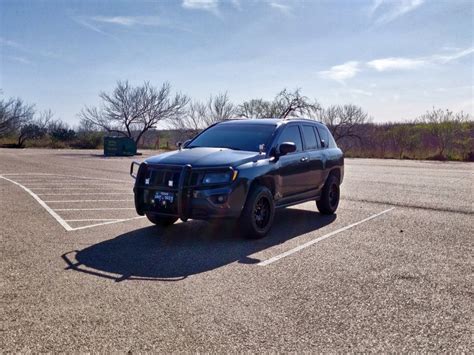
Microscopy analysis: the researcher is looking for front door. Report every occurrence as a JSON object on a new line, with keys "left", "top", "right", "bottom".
{"left": 274, "top": 124, "right": 308, "bottom": 198}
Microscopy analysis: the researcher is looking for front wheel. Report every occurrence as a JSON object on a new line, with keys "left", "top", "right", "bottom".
{"left": 238, "top": 185, "right": 275, "bottom": 239}
{"left": 146, "top": 213, "right": 178, "bottom": 227}
{"left": 316, "top": 175, "right": 340, "bottom": 215}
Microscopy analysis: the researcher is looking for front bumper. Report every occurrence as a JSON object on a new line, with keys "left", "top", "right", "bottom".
{"left": 133, "top": 163, "right": 246, "bottom": 221}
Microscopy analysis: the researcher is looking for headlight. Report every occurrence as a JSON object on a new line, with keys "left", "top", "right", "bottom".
{"left": 202, "top": 170, "right": 238, "bottom": 184}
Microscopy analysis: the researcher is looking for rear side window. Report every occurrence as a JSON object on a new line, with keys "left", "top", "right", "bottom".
{"left": 301, "top": 125, "right": 319, "bottom": 150}
{"left": 277, "top": 125, "right": 303, "bottom": 152}
{"left": 315, "top": 125, "right": 337, "bottom": 148}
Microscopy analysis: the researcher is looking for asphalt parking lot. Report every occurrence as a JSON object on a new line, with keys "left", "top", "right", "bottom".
{"left": 1, "top": 148, "right": 472, "bottom": 352}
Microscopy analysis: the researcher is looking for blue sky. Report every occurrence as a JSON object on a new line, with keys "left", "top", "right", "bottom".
{"left": 0, "top": 0, "right": 473, "bottom": 125}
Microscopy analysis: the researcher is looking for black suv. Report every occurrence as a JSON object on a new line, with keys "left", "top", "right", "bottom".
{"left": 131, "top": 118, "right": 344, "bottom": 238}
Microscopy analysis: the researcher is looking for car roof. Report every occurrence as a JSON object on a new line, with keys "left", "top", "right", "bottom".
{"left": 217, "top": 118, "right": 322, "bottom": 127}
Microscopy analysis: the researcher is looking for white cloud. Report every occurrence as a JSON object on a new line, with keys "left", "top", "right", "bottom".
{"left": 320, "top": 47, "right": 473, "bottom": 83}
{"left": 88, "top": 16, "right": 162, "bottom": 27}
{"left": 6, "top": 55, "right": 32, "bottom": 65}
{"left": 349, "top": 88, "right": 373, "bottom": 97}
{"left": 90, "top": 16, "right": 137, "bottom": 26}
{"left": 319, "top": 61, "right": 360, "bottom": 82}
{"left": 0, "top": 37, "right": 23, "bottom": 49}
{"left": 432, "top": 47, "right": 474, "bottom": 64}
{"left": 230, "top": 0, "right": 241, "bottom": 10}
{"left": 268, "top": 2, "right": 292, "bottom": 14}
{"left": 182, "top": 0, "right": 219, "bottom": 13}
{"left": 367, "top": 47, "right": 474, "bottom": 71}
{"left": 367, "top": 57, "right": 426, "bottom": 71}
{"left": 370, "top": 0, "right": 424, "bottom": 25}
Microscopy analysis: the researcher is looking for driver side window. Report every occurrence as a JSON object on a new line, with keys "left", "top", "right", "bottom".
{"left": 277, "top": 125, "right": 303, "bottom": 152}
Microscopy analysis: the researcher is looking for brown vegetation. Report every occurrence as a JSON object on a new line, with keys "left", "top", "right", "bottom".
{"left": 1, "top": 83, "right": 472, "bottom": 161}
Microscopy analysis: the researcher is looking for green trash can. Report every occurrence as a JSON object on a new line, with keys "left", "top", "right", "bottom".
{"left": 104, "top": 136, "right": 137, "bottom": 156}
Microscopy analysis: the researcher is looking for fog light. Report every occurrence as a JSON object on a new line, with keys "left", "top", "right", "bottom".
{"left": 210, "top": 194, "right": 228, "bottom": 204}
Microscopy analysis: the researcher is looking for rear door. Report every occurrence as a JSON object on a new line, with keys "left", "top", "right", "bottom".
{"left": 301, "top": 124, "right": 326, "bottom": 192}
{"left": 274, "top": 124, "right": 308, "bottom": 197}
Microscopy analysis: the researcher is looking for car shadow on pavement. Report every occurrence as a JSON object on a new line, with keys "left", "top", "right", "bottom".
{"left": 62, "top": 208, "right": 336, "bottom": 282}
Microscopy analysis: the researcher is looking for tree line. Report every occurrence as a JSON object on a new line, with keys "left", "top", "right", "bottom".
{"left": 1, "top": 82, "right": 472, "bottom": 161}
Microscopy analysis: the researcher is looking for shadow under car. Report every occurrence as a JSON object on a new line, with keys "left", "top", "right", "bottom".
{"left": 62, "top": 207, "right": 336, "bottom": 282}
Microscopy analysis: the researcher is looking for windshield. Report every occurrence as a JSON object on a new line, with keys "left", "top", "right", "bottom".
{"left": 187, "top": 124, "right": 276, "bottom": 152}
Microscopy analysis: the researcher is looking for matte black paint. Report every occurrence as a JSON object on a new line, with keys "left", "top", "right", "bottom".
{"left": 133, "top": 119, "right": 344, "bottom": 221}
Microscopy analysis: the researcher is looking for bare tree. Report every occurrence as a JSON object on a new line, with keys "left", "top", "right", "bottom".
{"left": 320, "top": 104, "right": 370, "bottom": 142}
{"left": 274, "top": 89, "right": 320, "bottom": 118}
{"left": 237, "top": 88, "right": 320, "bottom": 119}
{"left": 238, "top": 99, "right": 274, "bottom": 118}
{"left": 48, "top": 118, "right": 76, "bottom": 142}
{"left": 203, "top": 92, "right": 235, "bottom": 126}
{"left": 387, "top": 123, "right": 420, "bottom": 159}
{"left": 80, "top": 81, "right": 189, "bottom": 145}
{"left": 169, "top": 92, "right": 235, "bottom": 141}
{"left": 168, "top": 100, "right": 207, "bottom": 140}
{"left": 0, "top": 97, "right": 35, "bottom": 136}
{"left": 16, "top": 109, "right": 53, "bottom": 147}
{"left": 420, "top": 108, "right": 470, "bottom": 157}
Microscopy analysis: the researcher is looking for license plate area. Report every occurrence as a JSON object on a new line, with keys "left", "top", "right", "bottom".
{"left": 152, "top": 191, "right": 176, "bottom": 211}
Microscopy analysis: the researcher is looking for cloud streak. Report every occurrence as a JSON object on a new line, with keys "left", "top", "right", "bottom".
{"left": 79, "top": 15, "right": 163, "bottom": 28}
{"left": 367, "top": 57, "right": 426, "bottom": 71}
{"left": 182, "top": 0, "right": 219, "bottom": 14}
{"left": 319, "top": 61, "right": 361, "bottom": 83}
{"left": 268, "top": 2, "right": 292, "bottom": 15}
{"left": 370, "top": 0, "right": 424, "bottom": 25}
{"left": 368, "top": 47, "right": 474, "bottom": 71}
{"left": 320, "top": 47, "right": 473, "bottom": 81}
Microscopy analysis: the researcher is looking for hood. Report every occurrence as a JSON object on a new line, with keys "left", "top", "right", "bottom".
{"left": 145, "top": 147, "right": 262, "bottom": 168}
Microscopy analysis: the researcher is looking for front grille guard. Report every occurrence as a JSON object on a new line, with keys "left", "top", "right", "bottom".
{"left": 131, "top": 162, "right": 234, "bottom": 221}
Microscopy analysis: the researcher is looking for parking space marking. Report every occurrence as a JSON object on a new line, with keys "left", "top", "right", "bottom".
{"left": 24, "top": 184, "right": 124, "bottom": 187}
{"left": 31, "top": 187, "right": 131, "bottom": 190}
{"left": 44, "top": 199, "right": 133, "bottom": 203}
{"left": 0, "top": 174, "right": 144, "bottom": 231}
{"left": 258, "top": 207, "right": 396, "bottom": 266}
{"left": 55, "top": 207, "right": 136, "bottom": 211}
{"left": 64, "top": 218, "right": 129, "bottom": 222}
{"left": 0, "top": 175, "right": 74, "bottom": 231}
{"left": 1, "top": 173, "right": 129, "bottom": 183}
{"left": 37, "top": 192, "right": 134, "bottom": 196}
{"left": 69, "top": 217, "right": 145, "bottom": 231}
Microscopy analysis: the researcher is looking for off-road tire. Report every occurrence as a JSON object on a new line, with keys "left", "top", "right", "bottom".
{"left": 146, "top": 213, "right": 178, "bottom": 227}
{"left": 238, "top": 185, "right": 275, "bottom": 239}
{"left": 316, "top": 175, "right": 340, "bottom": 215}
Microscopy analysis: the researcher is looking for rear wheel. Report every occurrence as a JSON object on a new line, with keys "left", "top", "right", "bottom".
{"left": 238, "top": 185, "right": 275, "bottom": 239}
{"left": 316, "top": 175, "right": 340, "bottom": 214}
{"left": 146, "top": 213, "right": 178, "bottom": 227}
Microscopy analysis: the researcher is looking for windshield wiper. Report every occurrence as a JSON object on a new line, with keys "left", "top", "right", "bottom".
{"left": 185, "top": 145, "right": 244, "bottom": 151}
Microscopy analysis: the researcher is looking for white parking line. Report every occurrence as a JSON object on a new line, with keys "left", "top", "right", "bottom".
{"left": 0, "top": 174, "right": 144, "bottom": 231}
{"left": 65, "top": 218, "right": 126, "bottom": 222}
{"left": 37, "top": 192, "right": 134, "bottom": 196}
{"left": 1, "top": 173, "right": 129, "bottom": 183}
{"left": 31, "top": 187, "right": 131, "bottom": 190}
{"left": 25, "top": 184, "right": 129, "bottom": 188}
{"left": 70, "top": 217, "right": 145, "bottom": 231}
{"left": 258, "top": 207, "right": 396, "bottom": 266}
{"left": 0, "top": 175, "right": 73, "bottom": 231}
{"left": 44, "top": 199, "right": 133, "bottom": 203}
{"left": 55, "top": 208, "right": 136, "bottom": 211}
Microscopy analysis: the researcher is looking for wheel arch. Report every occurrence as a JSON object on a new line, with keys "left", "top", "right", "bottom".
{"left": 248, "top": 175, "right": 276, "bottom": 198}
{"left": 327, "top": 167, "right": 342, "bottom": 184}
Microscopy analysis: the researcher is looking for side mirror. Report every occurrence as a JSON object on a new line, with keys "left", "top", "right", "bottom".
{"left": 278, "top": 142, "right": 297, "bottom": 156}
{"left": 176, "top": 139, "right": 191, "bottom": 149}
{"left": 320, "top": 139, "right": 326, "bottom": 148}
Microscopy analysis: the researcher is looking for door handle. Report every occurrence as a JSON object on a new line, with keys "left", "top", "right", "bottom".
{"left": 300, "top": 157, "right": 309, "bottom": 163}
